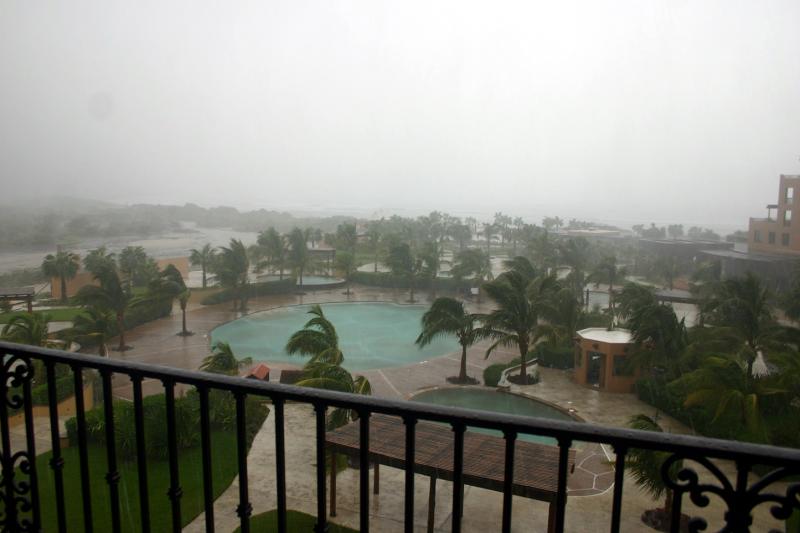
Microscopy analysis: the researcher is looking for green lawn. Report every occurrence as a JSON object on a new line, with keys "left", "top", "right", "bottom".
{"left": 32, "top": 430, "right": 239, "bottom": 532}
{"left": 234, "top": 510, "right": 358, "bottom": 533}
{"left": 0, "top": 307, "right": 86, "bottom": 324}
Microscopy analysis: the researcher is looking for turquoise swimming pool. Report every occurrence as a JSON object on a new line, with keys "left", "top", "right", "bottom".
{"left": 411, "top": 387, "right": 575, "bottom": 445}
{"left": 210, "top": 302, "right": 457, "bottom": 371}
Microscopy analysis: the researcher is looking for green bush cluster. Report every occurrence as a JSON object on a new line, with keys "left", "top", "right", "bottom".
{"left": 201, "top": 278, "right": 295, "bottom": 305}
{"left": 533, "top": 344, "right": 574, "bottom": 369}
{"left": 483, "top": 357, "right": 523, "bottom": 387}
{"left": 483, "top": 364, "right": 508, "bottom": 387}
{"left": 30, "top": 374, "right": 75, "bottom": 406}
{"left": 124, "top": 297, "right": 173, "bottom": 330}
{"left": 65, "top": 389, "right": 269, "bottom": 460}
{"left": 635, "top": 377, "right": 713, "bottom": 436}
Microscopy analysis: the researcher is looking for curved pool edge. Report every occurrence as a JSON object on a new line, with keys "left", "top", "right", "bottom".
{"left": 407, "top": 384, "right": 584, "bottom": 423}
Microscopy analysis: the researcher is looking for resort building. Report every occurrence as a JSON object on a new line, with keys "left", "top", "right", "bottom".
{"left": 749, "top": 174, "right": 800, "bottom": 255}
{"left": 573, "top": 328, "right": 638, "bottom": 393}
{"left": 695, "top": 174, "right": 800, "bottom": 291}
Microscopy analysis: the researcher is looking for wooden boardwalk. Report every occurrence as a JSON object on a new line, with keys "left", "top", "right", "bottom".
{"left": 326, "top": 414, "right": 576, "bottom": 531}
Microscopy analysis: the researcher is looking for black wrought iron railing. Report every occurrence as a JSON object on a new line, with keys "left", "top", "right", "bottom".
{"left": 1, "top": 340, "right": 799, "bottom": 532}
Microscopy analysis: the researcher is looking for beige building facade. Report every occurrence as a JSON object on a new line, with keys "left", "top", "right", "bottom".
{"left": 749, "top": 174, "right": 800, "bottom": 256}
{"left": 573, "top": 328, "right": 638, "bottom": 393}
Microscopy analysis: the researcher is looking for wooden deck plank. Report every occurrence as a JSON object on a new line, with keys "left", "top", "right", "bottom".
{"left": 326, "top": 414, "right": 576, "bottom": 503}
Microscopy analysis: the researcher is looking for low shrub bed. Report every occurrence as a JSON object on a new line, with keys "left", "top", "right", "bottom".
{"left": 350, "top": 271, "right": 467, "bottom": 292}
{"left": 533, "top": 344, "right": 574, "bottom": 369}
{"left": 201, "top": 278, "right": 295, "bottom": 305}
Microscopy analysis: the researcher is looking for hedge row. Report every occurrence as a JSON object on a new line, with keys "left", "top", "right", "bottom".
{"left": 533, "top": 344, "right": 574, "bottom": 370}
{"left": 66, "top": 388, "right": 269, "bottom": 461}
{"left": 201, "top": 278, "right": 295, "bottom": 305}
{"left": 124, "top": 298, "right": 173, "bottom": 330}
{"left": 350, "top": 271, "right": 468, "bottom": 291}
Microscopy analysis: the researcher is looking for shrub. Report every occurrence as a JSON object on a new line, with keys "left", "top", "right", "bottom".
{"left": 201, "top": 278, "right": 295, "bottom": 305}
{"left": 533, "top": 344, "right": 574, "bottom": 369}
{"left": 124, "top": 297, "right": 173, "bottom": 330}
{"left": 483, "top": 364, "right": 508, "bottom": 387}
{"left": 65, "top": 389, "right": 269, "bottom": 460}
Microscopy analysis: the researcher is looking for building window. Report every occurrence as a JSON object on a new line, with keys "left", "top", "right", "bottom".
{"left": 787, "top": 186, "right": 794, "bottom": 202}
{"left": 785, "top": 209, "right": 792, "bottom": 226}
{"left": 782, "top": 233, "right": 790, "bottom": 246}
{"left": 754, "top": 230, "right": 762, "bottom": 242}
{"left": 769, "top": 232, "right": 776, "bottom": 244}
{"left": 613, "top": 355, "right": 633, "bottom": 376}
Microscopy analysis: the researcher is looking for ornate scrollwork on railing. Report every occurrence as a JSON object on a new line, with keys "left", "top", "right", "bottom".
{"left": 661, "top": 453, "right": 800, "bottom": 532}
{"left": 3, "top": 355, "right": 34, "bottom": 410}
{"left": 0, "top": 355, "right": 37, "bottom": 531}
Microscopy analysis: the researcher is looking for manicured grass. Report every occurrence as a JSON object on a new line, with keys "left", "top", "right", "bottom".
{"left": 234, "top": 510, "right": 358, "bottom": 533}
{"left": 0, "top": 307, "right": 87, "bottom": 324}
{"left": 32, "top": 430, "right": 239, "bottom": 532}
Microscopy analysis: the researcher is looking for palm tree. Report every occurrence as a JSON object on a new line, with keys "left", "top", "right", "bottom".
{"left": 83, "top": 246, "right": 116, "bottom": 275}
{"left": 334, "top": 251, "right": 357, "bottom": 296}
{"left": 288, "top": 228, "right": 310, "bottom": 286}
{"left": 527, "top": 230, "right": 558, "bottom": 274}
{"left": 200, "top": 341, "right": 253, "bottom": 375}
{"left": 416, "top": 298, "right": 482, "bottom": 382}
{"left": 119, "top": 246, "right": 148, "bottom": 290}
{"left": 258, "top": 228, "right": 288, "bottom": 280}
{"left": 559, "top": 237, "right": 591, "bottom": 304}
{"left": 451, "top": 248, "right": 493, "bottom": 301}
{"left": 626, "top": 414, "right": 683, "bottom": 518}
{"left": 482, "top": 223, "right": 495, "bottom": 255}
{"left": 67, "top": 306, "right": 115, "bottom": 356}
{"left": 285, "top": 304, "right": 344, "bottom": 365}
{"left": 190, "top": 244, "right": 216, "bottom": 288}
{"left": 365, "top": 221, "right": 383, "bottom": 273}
{"left": 288, "top": 304, "right": 372, "bottom": 428}
{"left": 478, "top": 265, "right": 558, "bottom": 383}
{"left": 42, "top": 250, "right": 80, "bottom": 304}
{"left": 296, "top": 362, "right": 372, "bottom": 429}
{"left": 1, "top": 313, "right": 54, "bottom": 348}
{"left": 627, "top": 302, "right": 690, "bottom": 377}
{"left": 386, "top": 242, "right": 422, "bottom": 302}
{"left": 215, "top": 239, "right": 250, "bottom": 311}
{"left": 702, "top": 273, "right": 789, "bottom": 377}
{"left": 670, "top": 356, "right": 783, "bottom": 442}
{"left": 75, "top": 263, "right": 133, "bottom": 351}
{"left": 615, "top": 282, "right": 658, "bottom": 322}
{"left": 419, "top": 241, "right": 446, "bottom": 298}
{"left": 589, "top": 254, "right": 627, "bottom": 320}
{"left": 136, "top": 264, "right": 191, "bottom": 336}
{"left": 335, "top": 223, "right": 358, "bottom": 253}
{"left": 540, "top": 287, "right": 583, "bottom": 346}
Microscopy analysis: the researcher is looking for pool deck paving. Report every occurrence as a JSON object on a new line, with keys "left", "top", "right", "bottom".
{"left": 71, "top": 284, "right": 789, "bottom": 532}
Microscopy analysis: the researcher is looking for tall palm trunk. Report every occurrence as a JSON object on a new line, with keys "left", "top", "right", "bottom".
{"left": 517, "top": 335, "right": 530, "bottom": 382}
{"left": 459, "top": 343, "right": 468, "bottom": 381}
{"left": 116, "top": 312, "right": 126, "bottom": 351}
{"left": 201, "top": 266, "right": 207, "bottom": 288}
{"left": 181, "top": 301, "right": 188, "bottom": 335}
{"left": 60, "top": 275, "right": 68, "bottom": 304}
{"left": 374, "top": 251, "right": 379, "bottom": 273}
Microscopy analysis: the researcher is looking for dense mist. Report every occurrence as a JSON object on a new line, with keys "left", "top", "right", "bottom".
{"left": 2, "top": 1, "right": 799, "bottom": 227}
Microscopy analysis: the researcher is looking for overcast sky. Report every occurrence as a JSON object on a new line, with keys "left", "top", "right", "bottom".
{"left": 1, "top": 0, "right": 799, "bottom": 229}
